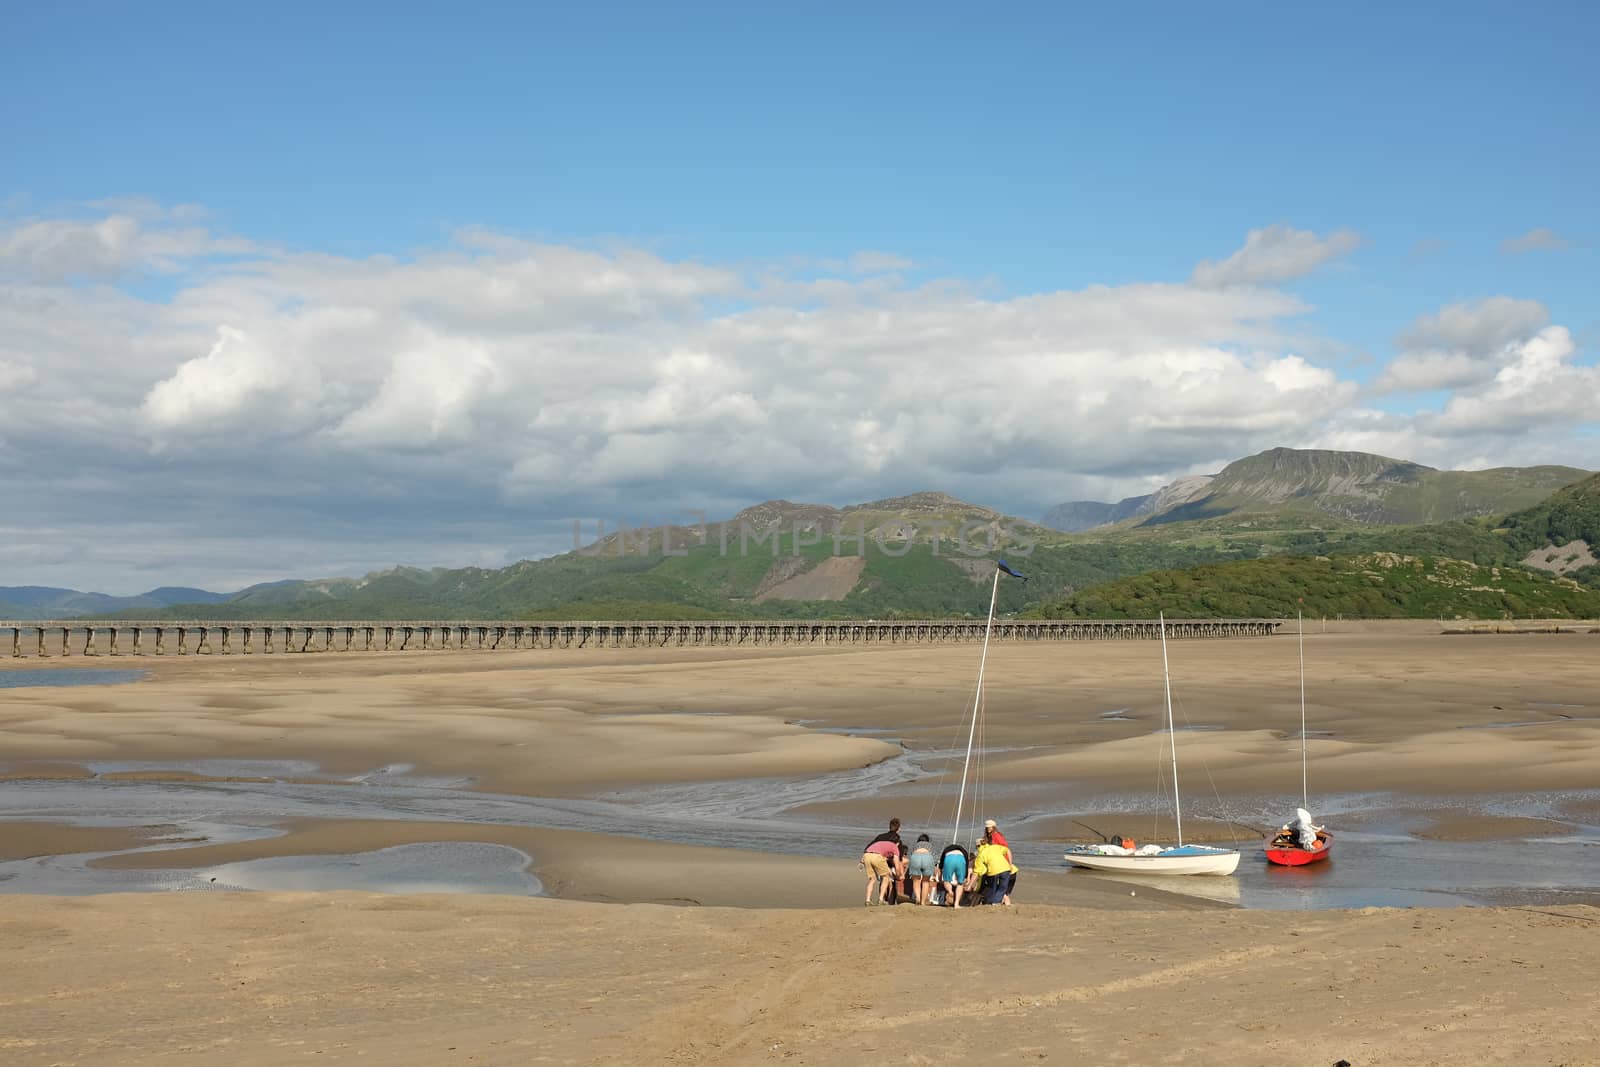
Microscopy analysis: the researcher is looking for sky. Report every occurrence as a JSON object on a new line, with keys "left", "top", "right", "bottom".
{"left": 1, "top": 2, "right": 1597, "bottom": 593}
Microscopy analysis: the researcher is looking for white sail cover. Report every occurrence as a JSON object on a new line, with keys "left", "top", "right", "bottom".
{"left": 1292, "top": 807, "right": 1318, "bottom": 849}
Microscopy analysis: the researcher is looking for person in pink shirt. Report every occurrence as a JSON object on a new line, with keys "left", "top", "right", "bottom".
{"left": 859, "top": 817, "right": 901, "bottom": 906}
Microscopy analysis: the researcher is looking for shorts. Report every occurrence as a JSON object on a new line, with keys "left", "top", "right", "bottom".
{"left": 908, "top": 852, "right": 936, "bottom": 878}
{"left": 862, "top": 852, "right": 891, "bottom": 878}
{"left": 942, "top": 857, "right": 967, "bottom": 883}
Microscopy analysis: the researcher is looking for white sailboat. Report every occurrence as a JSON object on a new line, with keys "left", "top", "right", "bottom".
{"left": 1063, "top": 612, "right": 1240, "bottom": 876}
{"left": 948, "top": 559, "right": 1025, "bottom": 845}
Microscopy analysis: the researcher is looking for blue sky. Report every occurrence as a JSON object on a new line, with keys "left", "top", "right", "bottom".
{"left": 1, "top": 3, "right": 1597, "bottom": 591}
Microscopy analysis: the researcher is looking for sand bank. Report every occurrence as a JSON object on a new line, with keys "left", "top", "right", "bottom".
{"left": 79, "top": 817, "right": 1216, "bottom": 911}
{"left": 1, "top": 630, "right": 1596, "bottom": 810}
{"left": 1, "top": 893, "right": 1596, "bottom": 1066}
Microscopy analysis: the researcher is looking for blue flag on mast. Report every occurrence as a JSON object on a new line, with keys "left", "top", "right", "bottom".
{"left": 997, "top": 559, "right": 1028, "bottom": 581}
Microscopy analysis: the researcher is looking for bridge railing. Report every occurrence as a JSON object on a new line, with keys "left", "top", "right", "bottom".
{"left": 0, "top": 618, "right": 1282, "bottom": 657}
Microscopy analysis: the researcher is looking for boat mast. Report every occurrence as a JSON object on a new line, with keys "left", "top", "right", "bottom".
{"left": 952, "top": 566, "right": 1001, "bottom": 845}
{"left": 1298, "top": 609, "right": 1307, "bottom": 810}
{"left": 1161, "top": 611, "right": 1182, "bottom": 846}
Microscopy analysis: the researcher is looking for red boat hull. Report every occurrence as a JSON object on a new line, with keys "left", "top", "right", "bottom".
{"left": 1264, "top": 831, "right": 1333, "bottom": 866}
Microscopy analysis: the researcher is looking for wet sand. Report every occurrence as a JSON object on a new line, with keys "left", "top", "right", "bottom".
{"left": 0, "top": 821, "right": 183, "bottom": 862}
{"left": 3, "top": 627, "right": 1600, "bottom": 1062}
{"left": 81, "top": 817, "right": 1216, "bottom": 910}
{"left": 2, "top": 628, "right": 1597, "bottom": 804}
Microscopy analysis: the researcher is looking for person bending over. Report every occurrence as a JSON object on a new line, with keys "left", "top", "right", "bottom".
{"left": 861, "top": 835, "right": 900, "bottom": 906}
{"left": 972, "top": 832, "right": 1019, "bottom": 906}
{"left": 907, "top": 834, "right": 937, "bottom": 905}
{"left": 939, "top": 843, "right": 969, "bottom": 908}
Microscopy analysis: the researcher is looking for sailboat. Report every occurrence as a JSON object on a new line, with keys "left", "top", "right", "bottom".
{"left": 1265, "top": 611, "right": 1333, "bottom": 866}
{"left": 947, "top": 559, "right": 1027, "bottom": 848}
{"left": 1062, "top": 613, "right": 1240, "bottom": 876}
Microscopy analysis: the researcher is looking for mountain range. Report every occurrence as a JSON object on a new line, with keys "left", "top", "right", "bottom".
{"left": 5, "top": 449, "right": 1597, "bottom": 622}
{"left": 0, "top": 585, "right": 230, "bottom": 622}
{"left": 1041, "top": 448, "right": 1589, "bottom": 533}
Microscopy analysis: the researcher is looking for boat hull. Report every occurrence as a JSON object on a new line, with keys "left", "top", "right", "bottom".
{"left": 1063, "top": 847, "right": 1241, "bottom": 876}
{"left": 1264, "top": 832, "right": 1333, "bottom": 866}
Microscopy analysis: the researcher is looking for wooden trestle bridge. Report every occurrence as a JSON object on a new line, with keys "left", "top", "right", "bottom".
{"left": 2, "top": 618, "right": 1281, "bottom": 657}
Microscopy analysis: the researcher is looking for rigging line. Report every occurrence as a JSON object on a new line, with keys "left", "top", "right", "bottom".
{"left": 967, "top": 685, "right": 986, "bottom": 849}
{"left": 1170, "top": 686, "right": 1239, "bottom": 848}
{"left": 1298, "top": 609, "right": 1308, "bottom": 810}
{"left": 971, "top": 690, "right": 981, "bottom": 845}
{"left": 1151, "top": 701, "right": 1167, "bottom": 843}
{"left": 923, "top": 669, "right": 988, "bottom": 832}
{"left": 1160, "top": 612, "right": 1183, "bottom": 846}
{"left": 951, "top": 567, "right": 1001, "bottom": 846}
{"left": 975, "top": 686, "right": 987, "bottom": 845}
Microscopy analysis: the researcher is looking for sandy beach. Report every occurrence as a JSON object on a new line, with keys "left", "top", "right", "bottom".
{"left": 3, "top": 625, "right": 1600, "bottom": 1063}
{"left": 3, "top": 893, "right": 1597, "bottom": 1066}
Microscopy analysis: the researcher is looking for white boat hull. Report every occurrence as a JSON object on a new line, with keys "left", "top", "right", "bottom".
{"left": 1063, "top": 848, "right": 1241, "bottom": 876}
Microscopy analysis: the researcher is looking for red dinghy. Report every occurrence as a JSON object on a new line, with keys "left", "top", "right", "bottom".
{"left": 1266, "top": 829, "right": 1333, "bottom": 866}
{"left": 1265, "top": 612, "right": 1335, "bottom": 868}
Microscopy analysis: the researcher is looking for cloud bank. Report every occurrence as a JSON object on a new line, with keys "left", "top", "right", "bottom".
{"left": 0, "top": 210, "right": 1593, "bottom": 591}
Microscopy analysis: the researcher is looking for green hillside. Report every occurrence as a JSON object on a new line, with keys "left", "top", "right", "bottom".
{"left": 1082, "top": 448, "right": 1589, "bottom": 541}
{"left": 63, "top": 458, "right": 1597, "bottom": 623}
{"left": 1031, "top": 553, "right": 1600, "bottom": 620}
{"left": 108, "top": 535, "right": 1258, "bottom": 621}
{"left": 1496, "top": 472, "right": 1600, "bottom": 584}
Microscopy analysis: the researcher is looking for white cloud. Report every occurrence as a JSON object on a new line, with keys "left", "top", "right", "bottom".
{"left": 141, "top": 325, "right": 324, "bottom": 437}
{"left": 1375, "top": 351, "right": 1486, "bottom": 393}
{"left": 1378, "top": 297, "right": 1550, "bottom": 392}
{"left": 1397, "top": 296, "right": 1549, "bottom": 355}
{"left": 1427, "top": 327, "right": 1599, "bottom": 435}
{"left": 0, "top": 358, "right": 37, "bottom": 392}
{"left": 1501, "top": 228, "right": 1569, "bottom": 254}
{"left": 2, "top": 208, "right": 1596, "bottom": 590}
{"left": 333, "top": 340, "right": 501, "bottom": 448}
{"left": 1190, "top": 224, "right": 1361, "bottom": 288}
{"left": 0, "top": 209, "right": 251, "bottom": 281}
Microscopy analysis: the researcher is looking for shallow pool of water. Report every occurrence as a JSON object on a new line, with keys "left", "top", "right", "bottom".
{"left": 0, "top": 668, "right": 146, "bottom": 689}
{"left": 2, "top": 761, "right": 1598, "bottom": 909}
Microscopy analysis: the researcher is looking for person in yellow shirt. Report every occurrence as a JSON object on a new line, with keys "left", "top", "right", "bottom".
{"left": 970, "top": 833, "right": 1018, "bottom": 906}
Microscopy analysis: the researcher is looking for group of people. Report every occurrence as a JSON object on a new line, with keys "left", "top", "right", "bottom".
{"left": 859, "top": 817, "right": 1018, "bottom": 908}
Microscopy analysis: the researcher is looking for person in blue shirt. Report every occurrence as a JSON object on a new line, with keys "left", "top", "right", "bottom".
{"left": 938, "top": 843, "right": 969, "bottom": 908}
